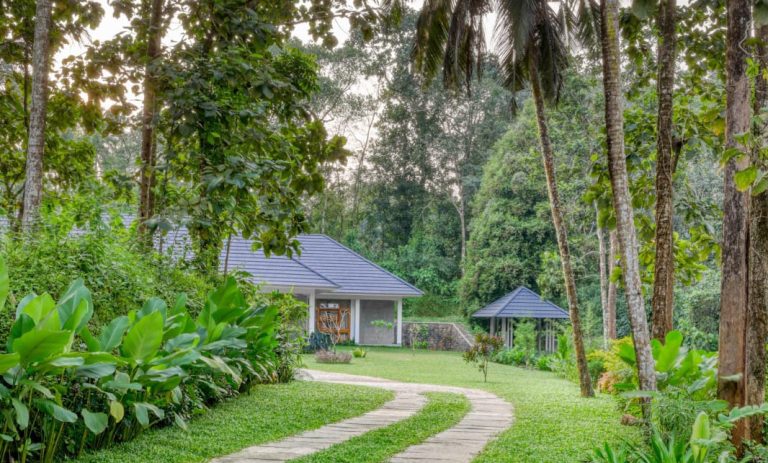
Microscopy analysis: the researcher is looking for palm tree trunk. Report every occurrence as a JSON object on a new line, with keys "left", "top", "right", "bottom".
{"left": 138, "top": 0, "right": 165, "bottom": 241}
{"left": 650, "top": 0, "right": 677, "bottom": 341}
{"left": 596, "top": 203, "right": 611, "bottom": 348}
{"left": 21, "top": 0, "right": 54, "bottom": 232}
{"left": 718, "top": 0, "right": 752, "bottom": 450}
{"left": 530, "top": 60, "right": 593, "bottom": 398}
{"left": 745, "top": 21, "right": 768, "bottom": 445}
{"left": 607, "top": 230, "right": 618, "bottom": 340}
{"left": 599, "top": 0, "right": 657, "bottom": 403}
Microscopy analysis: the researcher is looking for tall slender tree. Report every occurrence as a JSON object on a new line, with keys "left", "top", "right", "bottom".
{"left": 598, "top": 0, "right": 657, "bottom": 405}
{"left": 138, "top": 0, "right": 166, "bottom": 239}
{"left": 596, "top": 203, "right": 615, "bottom": 346}
{"left": 20, "top": 0, "right": 54, "bottom": 231}
{"left": 607, "top": 229, "right": 618, "bottom": 339}
{"left": 745, "top": 20, "right": 768, "bottom": 445}
{"left": 717, "top": 0, "right": 751, "bottom": 448}
{"left": 412, "top": 0, "right": 593, "bottom": 397}
{"left": 650, "top": 0, "right": 678, "bottom": 340}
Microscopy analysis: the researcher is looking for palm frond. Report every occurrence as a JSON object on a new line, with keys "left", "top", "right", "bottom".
{"left": 413, "top": 0, "right": 454, "bottom": 84}
{"left": 495, "top": 0, "right": 569, "bottom": 105}
{"left": 568, "top": 0, "right": 602, "bottom": 53}
{"left": 445, "top": 0, "right": 490, "bottom": 90}
{"left": 413, "top": 0, "right": 491, "bottom": 91}
{"left": 536, "top": 6, "right": 569, "bottom": 103}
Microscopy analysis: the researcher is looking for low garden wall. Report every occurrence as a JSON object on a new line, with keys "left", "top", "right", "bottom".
{"left": 402, "top": 322, "right": 474, "bottom": 351}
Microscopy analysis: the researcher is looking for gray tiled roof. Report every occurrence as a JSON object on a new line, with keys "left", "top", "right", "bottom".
{"left": 292, "top": 235, "right": 423, "bottom": 297}
{"left": 224, "top": 236, "right": 338, "bottom": 290}
{"left": 471, "top": 287, "right": 569, "bottom": 319}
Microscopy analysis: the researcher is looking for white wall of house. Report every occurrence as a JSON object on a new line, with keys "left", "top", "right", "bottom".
{"left": 265, "top": 286, "right": 404, "bottom": 346}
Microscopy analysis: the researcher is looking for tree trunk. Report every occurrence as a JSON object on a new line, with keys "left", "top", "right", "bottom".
{"left": 607, "top": 230, "right": 618, "bottom": 340}
{"left": 718, "top": 0, "right": 752, "bottom": 449}
{"left": 599, "top": 0, "right": 657, "bottom": 403}
{"left": 138, "top": 0, "right": 165, "bottom": 241}
{"left": 459, "top": 196, "right": 467, "bottom": 264}
{"left": 596, "top": 203, "right": 611, "bottom": 348}
{"left": 21, "top": 0, "right": 54, "bottom": 232}
{"left": 745, "top": 21, "right": 768, "bottom": 445}
{"left": 650, "top": 0, "right": 677, "bottom": 341}
{"left": 530, "top": 60, "right": 594, "bottom": 398}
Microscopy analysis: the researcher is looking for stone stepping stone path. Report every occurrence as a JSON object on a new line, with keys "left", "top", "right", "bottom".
{"left": 210, "top": 369, "right": 514, "bottom": 463}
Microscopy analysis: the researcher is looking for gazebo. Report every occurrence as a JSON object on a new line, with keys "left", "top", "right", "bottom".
{"left": 471, "top": 286, "right": 570, "bottom": 353}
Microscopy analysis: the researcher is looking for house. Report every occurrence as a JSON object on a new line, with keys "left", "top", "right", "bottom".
{"left": 471, "top": 286, "right": 569, "bottom": 353}
{"left": 222, "top": 234, "right": 423, "bottom": 346}
{"left": 0, "top": 214, "right": 422, "bottom": 345}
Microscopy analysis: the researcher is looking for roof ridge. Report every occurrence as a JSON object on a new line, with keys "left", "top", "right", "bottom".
{"left": 498, "top": 286, "right": 525, "bottom": 316}
{"left": 518, "top": 286, "right": 568, "bottom": 316}
{"left": 289, "top": 252, "right": 339, "bottom": 288}
{"left": 303, "top": 234, "right": 423, "bottom": 295}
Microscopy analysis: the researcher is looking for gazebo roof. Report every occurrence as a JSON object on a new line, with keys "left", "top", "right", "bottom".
{"left": 471, "top": 286, "right": 570, "bottom": 319}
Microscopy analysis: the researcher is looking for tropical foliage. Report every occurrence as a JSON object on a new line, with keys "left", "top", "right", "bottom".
{"left": 0, "top": 255, "right": 299, "bottom": 462}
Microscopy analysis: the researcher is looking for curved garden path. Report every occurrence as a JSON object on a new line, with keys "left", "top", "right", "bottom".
{"left": 210, "top": 369, "right": 514, "bottom": 463}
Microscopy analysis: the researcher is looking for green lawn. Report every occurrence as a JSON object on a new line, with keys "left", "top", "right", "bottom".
{"left": 294, "top": 392, "right": 470, "bottom": 463}
{"left": 305, "top": 347, "right": 640, "bottom": 463}
{"left": 72, "top": 381, "right": 392, "bottom": 463}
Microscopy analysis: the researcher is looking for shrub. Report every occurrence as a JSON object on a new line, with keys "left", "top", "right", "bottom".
{"left": 0, "top": 255, "right": 283, "bottom": 462}
{"left": 304, "top": 331, "right": 332, "bottom": 353}
{"left": 588, "top": 357, "right": 606, "bottom": 382}
{"left": 514, "top": 320, "right": 537, "bottom": 353}
{"left": 536, "top": 354, "right": 554, "bottom": 371}
{"left": 265, "top": 292, "right": 308, "bottom": 382}
{"left": 0, "top": 222, "right": 212, "bottom": 339}
{"left": 315, "top": 350, "right": 352, "bottom": 364}
{"left": 463, "top": 333, "right": 504, "bottom": 382}
{"left": 493, "top": 347, "right": 532, "bottom": 367}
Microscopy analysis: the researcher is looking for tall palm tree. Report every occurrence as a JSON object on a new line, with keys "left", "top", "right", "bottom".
{"left": 412, "top": 0, "right": 593, "bottom": 397}
{"left": 596, "top": 0, "right": 658, "bottom": 411}
{"left": 21, "top": 0, "right": 54, "bottom": 231}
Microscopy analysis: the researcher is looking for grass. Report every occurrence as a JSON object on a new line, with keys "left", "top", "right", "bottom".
{"left": 304, "top": 347, "right": 641, "bottom": 463}
{"left": 71, "top": 381, "right": 393, "bottom": 463}
{"left": 294, "top": 392, "right": 470, "bottom": 463}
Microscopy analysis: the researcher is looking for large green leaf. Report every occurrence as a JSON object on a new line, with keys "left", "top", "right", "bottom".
{"left": 80, "top": 327, "right": 102, "bottom": 352}
{"left": 138, "top": 298, "right": 167, "bottom": 322}
{"left": 11, "top": 398, "right": 28, "bottom": 430}
{"left": 0, "top": 255, "right": 8, "bottom": 312}
{"left": 0, "top": 353, "right": 20, "bottom": 374}
{"left": 13, "top": 329, "right": 72, "bottom": 365}
{"left": 201, "top": 277, "right": 246, "bottom": 326}
{"left": 75, "top": 363, "right": 116, "bottom": 380}
{"left": 16, "top": 293, "right": 55, "bottom": 324}
{"left": 37, "top": 400, "right": 77, "bottom": 423}
{"left": 690, "top": 412, "right": 710, "bottom": 463}
{"left": 655, "top": 330, "right": 684, "bottom": 373}
{"left": 57, "top": 279, "right": 93, "bottom": 334}
{"left": 82, "top": 409, "right": 109, "bottom": 435}
{"left": 735, "top": 166, "right": 758, "bottom": 191}
{"left": 7, "top": 314, "right": 35, "bottom": 352}
{"left": 109, "top": 400, "right": 124, "bottom": 423}
{"left": 122, "top": 311, "right": 163, "bottom": 364}
{"left": 98, "top": 316, "right": 130, "bottom": 352}
{"left": 133, "top": 402, "right": 164, "bottom": 427}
